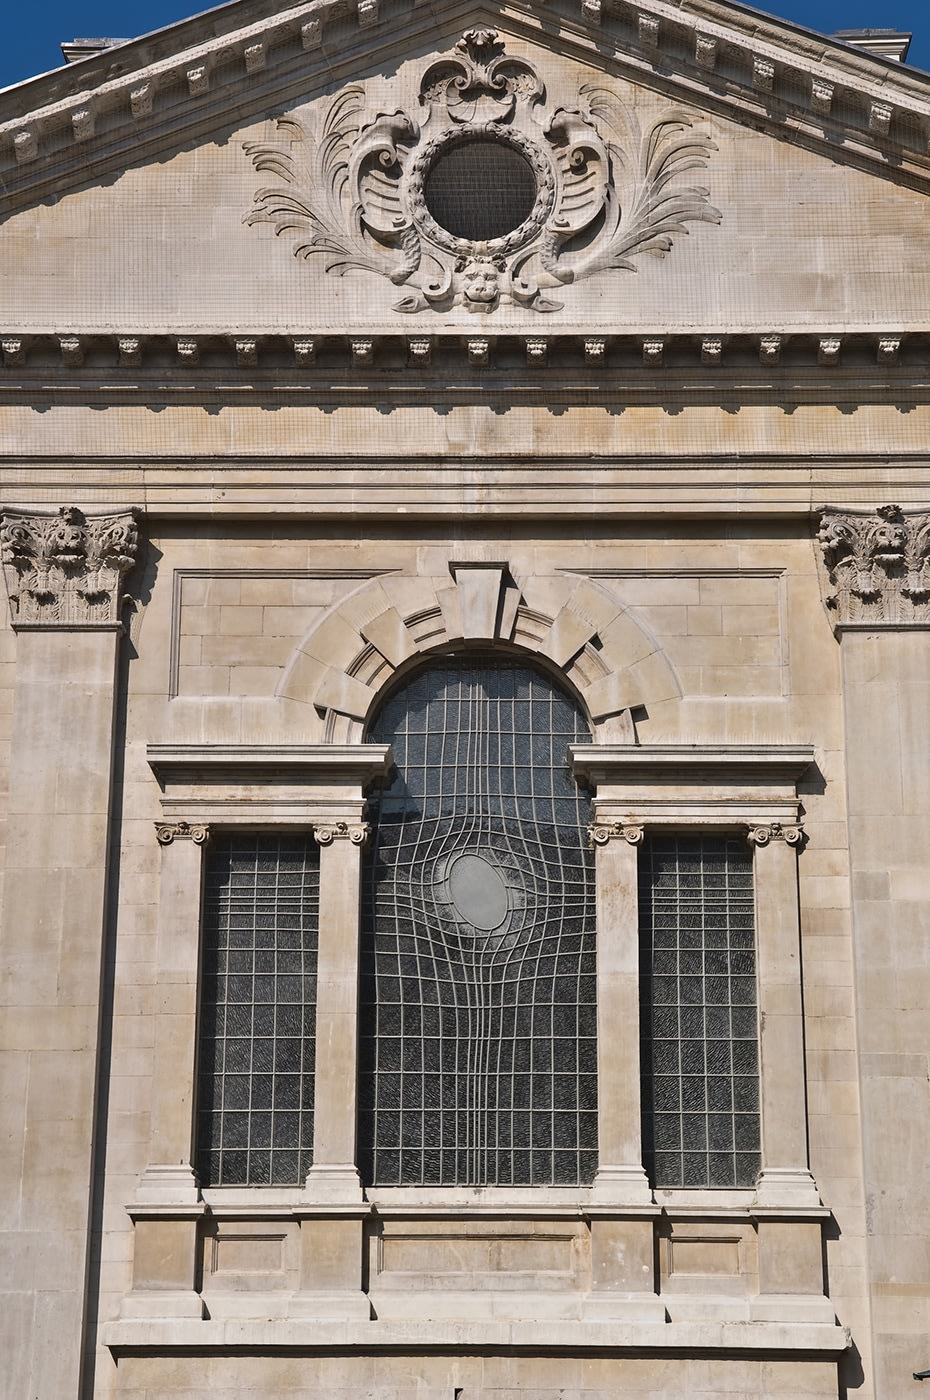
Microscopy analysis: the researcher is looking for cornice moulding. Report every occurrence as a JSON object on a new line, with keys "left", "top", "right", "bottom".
{"left": 569, "top": 743, "right": 815, "bottom": 786}
{"left": 2, "top": 0, "right": 930, "bottom": 212}
{"left": 147, "top": 742, "right": 394, "bottom": 786}
{"left": 0, "top": 331, "right": 924, "bottom": 384}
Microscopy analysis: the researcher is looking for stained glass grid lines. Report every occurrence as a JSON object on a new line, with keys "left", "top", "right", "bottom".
{"left": 196, "top": 833, "right": 319, "bottom": 1187}
{"left": 638, "top": 834, "right": 760, "bottom": 1190}
{"left": 360, "top": 657, "right": 597, "bottom": 1188}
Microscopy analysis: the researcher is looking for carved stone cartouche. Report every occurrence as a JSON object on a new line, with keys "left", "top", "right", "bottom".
{"left": 818, "top": 505, "right": 930, "bottom": 625}
{"left": 0, "top": 506, "right": 141, "bottom": 629}
{"left": 245, "top": 31, "right": 720, "bottom": 315}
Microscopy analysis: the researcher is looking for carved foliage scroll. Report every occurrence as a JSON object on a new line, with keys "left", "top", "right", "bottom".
{"left": 0, "top": 505, "right": 140, "bottom": 628}
{"left": 245, "top": 29, "right": 720, "bottom": 314}
{"left": 818, "top": 505, "right": 930, "bottom": 626}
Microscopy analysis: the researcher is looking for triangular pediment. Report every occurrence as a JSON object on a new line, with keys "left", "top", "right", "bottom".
{"left": 2, "top": 0, "right": 930, "bottom": 355}
{"left": 3, "top": 0, "right": 930, "bottom": 206}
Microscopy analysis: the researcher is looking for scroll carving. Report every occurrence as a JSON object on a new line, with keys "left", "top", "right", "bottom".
{"left": 313, "top": 821, "right": 370, "bottom": 847}
{"left": 818, "top": 505, "right": 930, "bottom": 625}
{"left": 0, "top": 506, "right": 140, "bottom": 629}
{"left": 155, "top": 821, "right": 210, "bottom": 846}
{"left": 589, "top": 821, "right": 644, "bottom": 846}
{"left": 245, "top": 29, "right": 719, "bottom": 315}
{"left": 746, "top": 823, "right": 803, "bottom": 847}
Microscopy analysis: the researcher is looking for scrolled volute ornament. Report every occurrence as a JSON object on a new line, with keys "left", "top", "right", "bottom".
{"left": 589, "top": 821, "right": 644, "bottom": 847}
{"left": 245, "top": 32, "right": 719, "bottom": 315}
{"left": 746, "top": 822, "right": 804, "bottom": 848}
{"left": 155, "top": 821, "right": 210, "bottom": 846}
{"left": 817, "top": 504, "right": 930, "bottom": 625}
{"left": 313, "top": 820, "right": 370, "bottom": 847}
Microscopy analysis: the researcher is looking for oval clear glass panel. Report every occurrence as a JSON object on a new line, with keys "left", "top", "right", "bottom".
{"left": 448, "top": 852, "right": 509, "bottom": 931}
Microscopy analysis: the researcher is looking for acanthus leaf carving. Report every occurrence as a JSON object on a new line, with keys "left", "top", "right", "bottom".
{"left": 245, "top": 32, "right": 720, "bottom": 315}
{"left": 0, "top": 506, "right": 141, "bottom": 629}
{"left": 817, "top": 505, "right": 930, "bottom": 624}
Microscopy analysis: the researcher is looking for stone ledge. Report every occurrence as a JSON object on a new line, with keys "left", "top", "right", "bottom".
{"left": 101, "top": 1314, "right": 851, "bottom": 1353}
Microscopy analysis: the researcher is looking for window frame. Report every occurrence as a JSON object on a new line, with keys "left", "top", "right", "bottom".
{"left": 571, "top": 742, "right": 821, "bottom": 1211}
{"left": 121, "top": 737, "right": 825, "bottom": 1329}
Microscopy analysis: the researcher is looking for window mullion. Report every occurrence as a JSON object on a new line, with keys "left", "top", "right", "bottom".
{"left": 305, "top": 820, "right": 369, "bottom": 1202}
{"left": 749, "top": 824, "right": 821, "bottom": 1207}
{"left": 588, "top": 821, "right": 653, "bottom": 1204}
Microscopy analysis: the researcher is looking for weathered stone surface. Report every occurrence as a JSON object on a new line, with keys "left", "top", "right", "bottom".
{"left": 3, "top": 1, "right": 930, "bottom": 1398}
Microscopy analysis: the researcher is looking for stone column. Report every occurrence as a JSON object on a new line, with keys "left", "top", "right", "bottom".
{"left": 585, "top": 819, "right": 661, "bottom": 1321}
{"left": 747, "top": 823, "right": 820, "bottom": 1207}
{"left": 305, "top": 819, "right": 369, "bottom": 1200}
{"left": 818, "top": 506, "right": 930, "bottom": 1393}
{"left": 146, "top": 822, "right": 210, "bottom": 1183}
{"left": 292, "top": 819, "right": 371, "bottom": 1318}
{"left": 588, "top": 820, "right": 653, "bottom": 1204}
{"left": 124, "top": 821, "right": 209, "bottom": 1318}
{"left": 0, "top": 506, "right": 140, "bottom": 1398}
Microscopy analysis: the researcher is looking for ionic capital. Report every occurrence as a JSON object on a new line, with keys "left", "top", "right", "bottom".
{"left": 0, "top": 505, "right": 141, "bottom": 629}
{"left": 313, "top": 821, "right": 370, "bottom": 847}
{"left": 589, "top": 821, "right": 644, "bottom": 847}
{"left": 746, "top": 822, "right": 804, "bottom": 848}
{"left": 818, "top": 504, "right": 930, "bottom": 626}
{"left": 155, "top": 821, "right": 210, "bottom": 846}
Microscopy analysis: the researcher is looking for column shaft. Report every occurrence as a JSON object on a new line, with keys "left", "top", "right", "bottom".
{"left": 0, "top": 628, "right": 122, "bottom": 1399}
{"left": 307, "top": 828, "right": 365, "bottom": 1199}
{"left": 146, "top": 828, "right": 207, "bottom": 1180}
{"left": 752, "top": 829, "right": 819, "bottom": 1204}
{"left": 591, "top": 829, "right": 652, "bottom": 1203}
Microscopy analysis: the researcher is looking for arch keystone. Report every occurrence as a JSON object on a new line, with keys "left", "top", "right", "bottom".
{"left": 448, "top": 561, "right": 509, "bottom": 640}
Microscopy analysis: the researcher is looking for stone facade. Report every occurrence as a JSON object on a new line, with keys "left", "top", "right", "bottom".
{"left": 2, "top": 2, "right": 930, "bottom": 1397}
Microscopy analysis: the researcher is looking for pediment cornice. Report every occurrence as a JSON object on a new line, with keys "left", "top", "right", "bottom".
{"left": 2, "top": 0, "right": 930, "bottom": 216}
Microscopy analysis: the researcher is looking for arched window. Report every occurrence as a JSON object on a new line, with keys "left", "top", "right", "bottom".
{"left": 358, "top": 654, "right": 596, "bottom": 1187}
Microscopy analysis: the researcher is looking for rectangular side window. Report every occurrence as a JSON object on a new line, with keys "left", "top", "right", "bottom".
{"left": 639, "top": 833, "right": 760, "bottom": 1189}
{"left": 197, "top": 832, "right": 319, "bottom": 1187}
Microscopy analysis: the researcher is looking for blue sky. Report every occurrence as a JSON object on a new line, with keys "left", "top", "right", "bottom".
{"left": 1, "top": 0, "right": 927, "bottom": 91}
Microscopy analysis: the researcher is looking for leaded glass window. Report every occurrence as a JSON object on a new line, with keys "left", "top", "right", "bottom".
{"left": 359, "top": 655, "right": 596, "bottom": 1187}
{"left": 639, "top": 834, "right": 760, "bottom": 1189}
{"left": 196, "top": 833, "right": 319, "bottom": 1187}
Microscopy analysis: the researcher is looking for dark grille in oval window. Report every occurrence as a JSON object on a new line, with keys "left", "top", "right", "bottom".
{"left": 423, "top": 138, "right": 538, "bottom": 241}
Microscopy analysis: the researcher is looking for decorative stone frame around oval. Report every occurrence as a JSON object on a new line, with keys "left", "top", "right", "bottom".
{"left": 409, "top": 123, "right": 557, "bottom": 260}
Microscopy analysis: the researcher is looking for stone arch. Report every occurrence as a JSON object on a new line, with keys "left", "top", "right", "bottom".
{"left": 277, "top": 562, "right": 681, "bottom": 743}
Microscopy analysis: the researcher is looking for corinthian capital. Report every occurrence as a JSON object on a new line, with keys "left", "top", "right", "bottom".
{"left": 817, "top": 505, "right": 930, "bottom": 626}
{"left": 0, "top": 505, "right": 141, "bottom": 629}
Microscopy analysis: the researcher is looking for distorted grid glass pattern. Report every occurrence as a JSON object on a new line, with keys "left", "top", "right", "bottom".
{"left": 197, "top": 834, "right": 319, "bottom": 1187}
{"left": 639, "top": 835, "right": 760, "bottom": 1189}
{"left": 360, "top": 657, "right": 596, "bottom": 1187}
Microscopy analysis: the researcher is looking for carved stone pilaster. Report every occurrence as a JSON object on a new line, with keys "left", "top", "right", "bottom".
{"left": 589, "top": 821, "right": 644, "bottom": 847}
{"left": 155, "top": 821, "right": 210, "bottom": 846}
{"left": 817, "top": 504, "right": 930, "bottom": 627}
{"left": 746, "top": 822, "right": 804, "bottom": 847}
{"left": 313, "top": 821, "right": 370, "bottom": 847}
{"left": 0, "top": 506, "right": 141, "bottom": 630}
